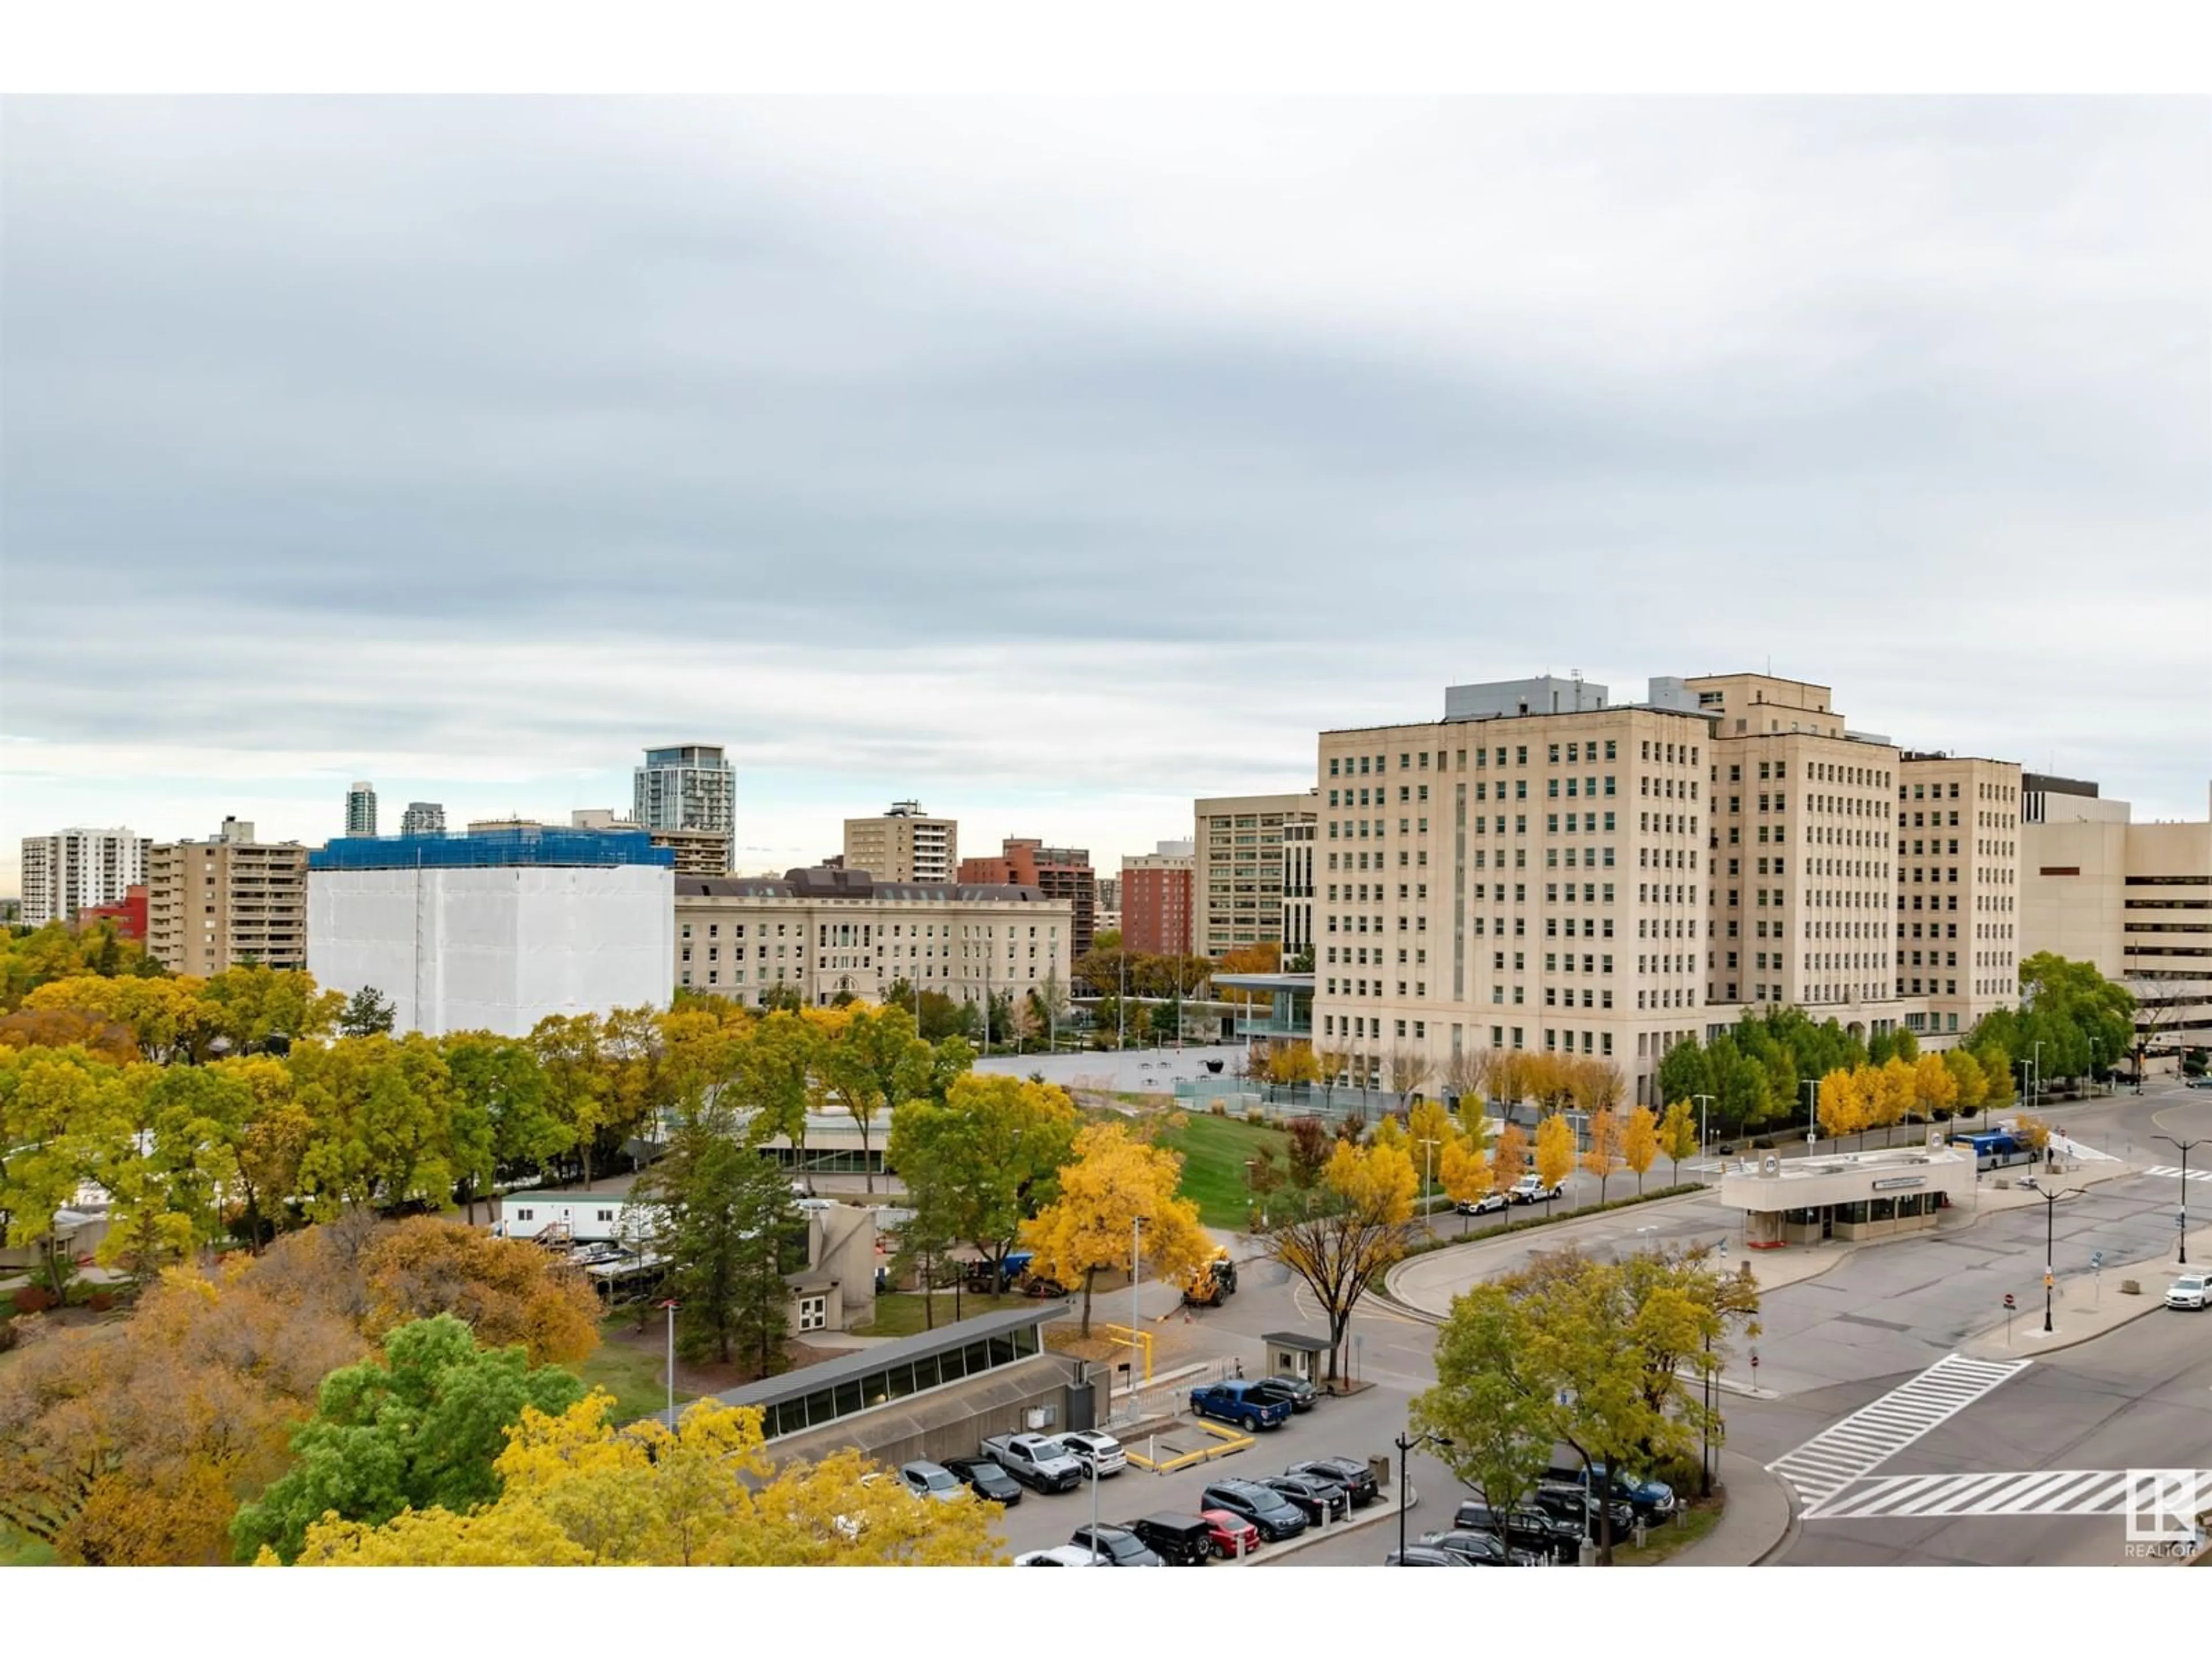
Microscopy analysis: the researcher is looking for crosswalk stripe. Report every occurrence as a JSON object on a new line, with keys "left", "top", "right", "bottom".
{"left": 1809, "top": 1468, "right": 2212, "bottom": 1521}
{"left": 1768, "top": 1354, "right": 2033, "bottom": 1512}
{"left": 2145, "top": 1165, "right": 2212, "bottom": 1182}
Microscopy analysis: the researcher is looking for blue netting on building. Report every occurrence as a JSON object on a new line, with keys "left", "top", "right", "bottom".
{"left": 308, "top": 829, "right": 675, "bottom": 870}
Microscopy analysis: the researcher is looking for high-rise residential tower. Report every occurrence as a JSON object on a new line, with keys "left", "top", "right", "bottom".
{"left": 634, "top": 744, "right": 734, "bottom": 876}
{"left": 1194, "top": 793, "right": 1319, "bottom": 959}
{"left": 399, "top": 801, "right": 447, "bottom": 838}
{"left": 147, "top": 817, "right": 309, "bottom": 974}
{"left": 18, "top": 827, "right": 150, "bottom": 927}
{"left": 1121, "top": 840, "right": 1196, "bottom": 956}
{"left": 346, "top": 782, "right": 378, "bottom": 837}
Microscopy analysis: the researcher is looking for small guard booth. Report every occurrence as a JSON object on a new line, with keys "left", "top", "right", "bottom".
{"left": 1262, "top": 1330, "right": 1331, "bottom": 1387}
{"left": 1719, "top": 1134, "right": 1978, "bottom": 1248}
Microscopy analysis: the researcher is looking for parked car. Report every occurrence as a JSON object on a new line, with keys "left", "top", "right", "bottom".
{"left": 1455, "top": 1191, "right": 1509, "bottom": 1217}
{"left": 1285, "top": 1457, "right": 1380, "bottom": 1508}
{"left": 941, "top": 1457, "right": 1021, "bottom": 1505}
{"left": 2186, "top": 1075, "right": 2212, "bottom": 1089}
{"left": 1199, "top": 1508, "right": 1260, "bottom": 1559}
{"left": 896, "top": 1460, "right": 968, "bottom": 1503}
{"left": 979, "top": 1433, "right": 1085, "bottom": 1493}
{"left": 1453, "top": 1499, "right": 1581, "bottom": 1559}
{"left": 1128, "top": 1513, "right": 1215, "bottom": 1566}
{"left": 1543, "top": 1461, "right": 1679, "bottom": 1521}
{"left": 1067, "top": 1523, "right": 1162, "bottom": 1566}
{"left": 1200, "top": 1478, "right": 1310, "bottom": 1543}
{"left": 1189, "top": 1380, "right": 1292, "bottom": 1432}
{"left": 1385, "top": 1546, "right": 1471, "bottom": 1565}
{"left": 1014, "top": 1545, "right": 1096, "bottom": 1566}
{"left": 964, "top": 1249, "right": 1033, "bottom": 1293}
{"left": 1247, "top": 1376, "right": 1319, "bottom": 1414}
{"left": 1531, "top": 1483, "right": 1636, "bottom": 1538}
{"left": 1263, "top": 1474, "right": 1350, "bottom": 1523}
{"left": 2168, "top": 1273, "right": 2210, "bottom": 1311}
{"left": 1509, "top": 1175, "right": 1565, "bottom": 1205}
{"left": 1059, "top": 1429, "right": 1127, "bottom": 1477}
{"left": 1421, "top": 1528, "right": 1544, "bottom": 1566}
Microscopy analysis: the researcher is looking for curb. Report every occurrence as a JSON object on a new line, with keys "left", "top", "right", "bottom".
{"left": 1668, "top": 1452, "right": 1797, "bottom": 1568}
{"left": 1248, "top": 1484, "right": 1414, "bottom": 1565}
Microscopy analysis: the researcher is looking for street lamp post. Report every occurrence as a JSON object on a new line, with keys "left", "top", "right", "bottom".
{"left": 2154, "top": 1135, "right": 2202, "bottom": 1266}
{"left": 1130, "top": 1215, "right": 1148, "bottom": 1394}
{"left": 1693, "top": 1093, "right": 1715, "bottom": 1153}
{"left": 1801, "top": 1078, "right": 1819, "bottom": 1145}
{"left": 658, "top": 1297, "right": 679, "bottom": 1429}
{"left": 2033, "top": 1186, "right": 2078, "bottom": 1334}
{"left": 1419, "top": 1137, "right": 1439, "bottom": 1238}
{"left": 1395, "top": 1429, "right": 1452, "bottom": 1564}
{"left": 2032, "top": 1041, "right": 2044, "bottom": 1112}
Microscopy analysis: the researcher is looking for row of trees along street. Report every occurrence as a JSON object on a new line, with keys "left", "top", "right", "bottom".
{"left": 1653, "top": 955, "right": 2130, "bottom": 1147}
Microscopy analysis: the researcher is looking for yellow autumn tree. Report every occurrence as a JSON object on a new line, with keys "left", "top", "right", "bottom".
{"left": 1581, "top": 1107, "right": 1626, "bottom": 1203}
{"left": 1657, "top": 1099, "right": 1699, "bottom": 1185}
{"left": 1621, "top": 1104, "right": 1659, "bottom": 1196}
{"left": 1020, "top": 1122, "right": 1211, "bottom": 1337}
{"left": 1490, "top": 1120, "right": 1530, "bottom": 1196}
{"left": 1817, "top": 1067, "right": 1869, "bottom": 1147}
{"left": 1261, "top": 1138, "right": 1416, "bottom": 1382}
{"left": 1912, "top": 1051, "right": 1959, "bottom": 1129}
{"left": 285, "top": 1394, "right": 1003, "bottom": 1566}
{"left": 1533, "top": 1113, "right": 1575, "bottom": 1207}
{"left": 1871, "top": 1057, "right": 1917, "bottom": 1146}
{"left": 1438, "top": 1134, "right": 1491, "bottom": 1210}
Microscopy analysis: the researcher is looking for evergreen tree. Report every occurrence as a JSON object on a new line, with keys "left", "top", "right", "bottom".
{"left": 639, "top": 1104, "right": 800, "bottom": 1373}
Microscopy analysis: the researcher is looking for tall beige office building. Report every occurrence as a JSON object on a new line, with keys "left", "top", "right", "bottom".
{"left": 673, "top": 866, "right": 1070, "bottom": 1013}
{"left": 19, "top": 827, "right": 150, "bottom": 926}
{"left": 842, "top": 802, "right": 957, "bottom": 884}
{"left": 147, "top": 818, "right": 309, "bottom": 974}
{"left": 1308, "top": 673, "right": 2018, "bottom": 1107}
{"left": 1194, "top": 790, "right": 1319, "bottom": 959}
{"left": 2023, "top": 777, "right": 2211, "bottom": 1068}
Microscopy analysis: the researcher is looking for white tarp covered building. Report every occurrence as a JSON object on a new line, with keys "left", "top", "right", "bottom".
{"left": 307, "top": 828, "right": 675, "bottom": 1036}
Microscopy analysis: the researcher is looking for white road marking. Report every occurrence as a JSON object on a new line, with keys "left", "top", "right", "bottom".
{"left": 2145, "top": 1164, "right": 2212, "bottom": 1183}
{"left": 1809, "top": 1468, "right": 2212, "bottom": 1521}
{"left": 1767, "top": 1354, "right": 2033, "bottom": 1513}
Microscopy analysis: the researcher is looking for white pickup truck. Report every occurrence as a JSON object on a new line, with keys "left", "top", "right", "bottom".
{"left": 979, "top": 1432, "right": 1085, "bottom": 1494}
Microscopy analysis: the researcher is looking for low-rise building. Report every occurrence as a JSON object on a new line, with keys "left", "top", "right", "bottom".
{"left": 77, "top": 884, "right": 148, "bottom": 941}
{"left": 1720, "top": 1137, "right": 1976, "bottom": 1248}
{"left": 675, "top": 868, "right": 1071, "bottom": 1012}
{"left": 958, "top": 838, "right": 1096, "bottom": 961}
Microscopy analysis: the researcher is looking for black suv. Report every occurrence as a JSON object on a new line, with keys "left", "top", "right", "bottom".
{"left": 1453, "top": 1499, "right": 1581, "bottom": 1560}
{"left": 1421, "top": 1528, "right": 1543, "bottom": 1567}
{"left": 1200, "top": 1479, "right": 1310, "bottom": 1543}
{"left": 1531, "top": 1484, "right": 1635, "bottom": 1539}
{"left": 1066, "top": 1524, "right": 1161, "bottom": 1566}
{"left": 1263, "top": 1474, "right": 1349, "bottom": 1524}
{"left": 941, "top": 1457, "right": 1021, "bottom": 1505}
{"left": 1247, "top": 1376, "right": 1319, "bottom": 1414}
{"left": 1285, "top": 1457, "right": 1380, "bottom": 1508}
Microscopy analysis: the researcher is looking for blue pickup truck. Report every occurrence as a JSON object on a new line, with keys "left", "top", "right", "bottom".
{"left": 1190, "top": 1380, "right": 1292, "bottom": 1432}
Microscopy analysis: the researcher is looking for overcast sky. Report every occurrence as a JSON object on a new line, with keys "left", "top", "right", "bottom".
{"left": 3, "top": 97, "right": 2207, "bottom": 890}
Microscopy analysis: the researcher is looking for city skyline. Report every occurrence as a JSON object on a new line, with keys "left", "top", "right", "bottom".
{"left": 5, "top": 99, "right": 2208, "bottom": 893}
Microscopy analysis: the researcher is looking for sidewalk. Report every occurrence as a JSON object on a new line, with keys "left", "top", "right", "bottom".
{"left": 1959, "top": 1217, "right": 2212, "bottom": 1361}
{"left": 1250, "top": 1483, "right": 1413, "bottom": 1565}
{"left": 1668, "top": 1451, "right": 1796, "bottom": 1566}
{"left": 1384, "top": 1188, "right": 1718, "bottom": 1320}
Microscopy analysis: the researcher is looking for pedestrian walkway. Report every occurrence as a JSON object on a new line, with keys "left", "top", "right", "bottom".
{"left": 2145, "top": 1164, "right": 2212, "bottom": 1184}
{"left": 2051, "top": 1132, "right": 2120, "bottom": 1164}
{"left": 1766, "top": 1354, "right": 2032, "bottom": 1514}
{"left": 1808, "top": 1467, "right": 2212, "bottom": 1522}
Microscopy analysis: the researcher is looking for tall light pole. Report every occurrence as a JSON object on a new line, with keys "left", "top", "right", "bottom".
{"left": 1118, "top": 948, "right": 1127, "bottom": 1052}
{"left": 1419, "top": 1137, "right": 1439, "bottom": 1238}
{"left": 658, "top": 1297, "right": 679, "bottom": 1429}
{"left": 1693, "top": 1092, "right": 1715, "bottom": 1152}
{"left": 2031, "top": 1040, "right": 2044, "bottom": 1112}
{"left": 1130, "top": 1215, "right": 1148, "bottom": 1393}
{"left": 2154, "top": 1135, "right": 2202, "bottom": 1266}
{"left": 1801, "top": 1078, "right": 1819, "bottom": 1145}
{"left": 1395, "top": 1428, "right": 1452, "bottom": 1564}
{"left": 2033, "top": 1186, "right": 2078, "bottom": 1334}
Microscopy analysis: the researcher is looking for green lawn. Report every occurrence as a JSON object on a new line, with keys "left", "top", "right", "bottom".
{"left": 853, "top": 1291, "right": 1025, "bottom": 1339}
{"left": 570, "top": 1316, "right": 696, "bottom": 1425}
{"left": 0, "top": 1527, "right": 56, "bottom": 1567}
{"left": 1156, "top": 1112, "right": 1287, "bottom": 1230}
{"left": 1611, "top": 1495, "right": 1724, "bottom": 1565}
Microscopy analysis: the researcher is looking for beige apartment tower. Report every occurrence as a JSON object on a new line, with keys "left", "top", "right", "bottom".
{"left": 1308, "top": 673, "right": 2017, "bottom": 1108}
{"left": 1194, "top": 790, "right": 1319, "bottom": 959}
{"left": 843, "top": 802, "right": 958, "bottom": 885}
{"left": 147, "top": 818, "right": 309, "bottom": 974}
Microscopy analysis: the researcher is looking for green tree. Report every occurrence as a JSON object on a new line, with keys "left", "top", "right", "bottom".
{"left": 637, "top": 1104, "right": 800, "bottom": 1372}
{"left": 441, "top": 1033, "right": 567, "bottom": 1219}
{"left": 818, "top": 1005, "right": 933, "bottom": 1194}
{"left": 338, "top": 986, "right": 397, "bottom": 1039}
{"left": 1655, "top": 1039, "right": 1711, "bottom": 1116}
{"left": 230, "top": 1313, "right": 585, "bottom": 1563}
{"left": 887, "top": 1075, "right": 1077, "bottom": 1295}
{"left": 290, "top": 1033, "right": 457, "bottom": 1215}
{"left": 200, "top": 965, "right": 344, "bottom": 1055}
{"left": 1413, "top": 1282, "right": 1556, "bottom": 1516}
